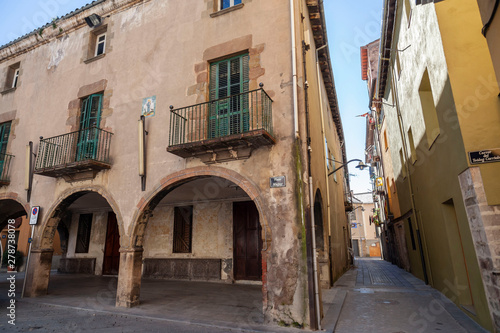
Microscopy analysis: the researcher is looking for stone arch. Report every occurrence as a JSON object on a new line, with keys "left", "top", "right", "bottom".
{"left": 37, "top": 185, "right": 124, "bottom": 250}
{"left": 116, "top": 166, "right": 272, "bottom": 308}
{"left": 0, "top": 193, "right": 30, "bottom": 230}
{"left": 129, "top": 166, "right": 271, "bottom": 250}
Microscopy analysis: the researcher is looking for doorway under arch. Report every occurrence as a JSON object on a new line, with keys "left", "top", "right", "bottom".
{"left": 25, "top": 188, "right": 122, "bottom": 298}
{"left": 118, "top": 168, "right": 271, "bottom": 317}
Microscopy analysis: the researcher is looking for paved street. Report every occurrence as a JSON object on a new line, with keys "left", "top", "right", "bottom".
{"left": 0, "top": 260, "right": 491, "bottom": 332}
{"left": 322, "top": 258, "right": 488, "bottom": 333}
{"left": 0, "top": 271, "right": 302, "bottom": 333}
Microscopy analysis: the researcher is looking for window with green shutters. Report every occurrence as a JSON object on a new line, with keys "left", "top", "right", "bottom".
{"left": 0, "top": 122, "right": 11, "bottom": 177}
{"left": 209, "top": 54, "right": 249, "bottom": 138}
{"left": 77, "top": 94, "right": 103, "bottom": 161}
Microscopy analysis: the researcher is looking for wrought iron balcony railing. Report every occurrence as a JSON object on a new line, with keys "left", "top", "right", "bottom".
{"left": 169, "top": 87, "right": 273, "bottom": 147}
{"left": 35, "top": 127, "right": 113, "bottom": 177}
{"left": 0, "top": 153, "right": 14, "bottom": 185}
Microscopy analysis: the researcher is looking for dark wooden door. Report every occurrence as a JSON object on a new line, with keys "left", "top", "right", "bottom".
{"left": 233, "top": 201, "right": 262, "bottom": 281}
{"left": 103, "top": 212, "right": 120, "bottom": 275}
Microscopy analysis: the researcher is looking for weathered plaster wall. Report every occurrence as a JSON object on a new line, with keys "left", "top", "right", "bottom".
{"left": 142, "top": 202, "right": 233, "bottom": 279}
{"left": 66, "top": 211, "right": 108, "bottom": 275}
{"left": 380, "top": 1, "right": 492, "bottom": 330}
{"left": 0, "top": 0, "right": 344, "bottom": 326}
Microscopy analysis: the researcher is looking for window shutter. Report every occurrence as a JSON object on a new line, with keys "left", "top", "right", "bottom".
{"left": 76, "top": 214, "right": 93, "bottom": 253}
{"left": 173, "top": 206, "right": 193, "bottom": 253}
{"left": 209, "top": 62, "right": 218, "bottom": 138}
{"left": 0, "top": 122, "right": 11, "bottom": 155}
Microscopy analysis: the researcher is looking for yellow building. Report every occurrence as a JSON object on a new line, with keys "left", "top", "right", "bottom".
{"left": 374, "top": 0, "right": 500, "bottom": 330}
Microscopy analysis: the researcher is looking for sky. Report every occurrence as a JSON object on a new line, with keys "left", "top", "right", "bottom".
{"left": 325, "top": 1, "right": 384, "bottom": 194}
{"left": 0, "top": 0, "right": 383, "bottom": 194}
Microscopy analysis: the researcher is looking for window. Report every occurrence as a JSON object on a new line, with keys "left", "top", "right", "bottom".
{"left": 0, "top": 122, "right": 11, "bottom": 178}
{"left": 12, "top": 69, "right": 19, "bottom": 88}
{"left": 77, "top": 94, "right": 103, "bottom": 161}
{"left": 173, "top": 206, "right": 193, "bottom": 253}
{"left": 3, "top": 62, "right": 20, "bottom": 90}
{"left": 325, "top": 138, "right": 329, "bottom": 170}
{"left": 95, "top": 33, "right": 106, "bottom": 57}
{"left": 387, "top": 177, "right": 392, "bottom": 200}
{"left": 209, "top": 54, "right": 249, "bottom": 138}
{"left": 221, "top": 0, "right": 242, "bottom": 9}
{"left": 407, "top": 217, "right": 417, "bottom": 251}
{"left": 396, "top": 52, "right": 402, "bottom": 79}
{"left": 350, "top": 210, "right": 357, "bottom": 221}
{"left": 419, "top": 69, "right": 440, "bottom": 148}
{"left": 331, "top": 154, "right": 337, "bottom": 182}
{"left": 75, "top": 214, "right": 93, "bottom": 253}
{"left": 400, "top": 149, "right": 406, "bottom": 178}
{"left": 408, "top": 127, "right": 417, "bottom": 163}
{"left": 86, "top": 25, "right": 108, "bottom": 62}
{"left": 404, "top": 0, "right": 412, "bottom": 25}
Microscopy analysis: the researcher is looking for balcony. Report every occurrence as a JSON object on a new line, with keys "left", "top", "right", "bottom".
{"left": 167, "top": 87, "right": 275, "bottom": 164}
{"left": 34, "top": 127, "right": 113, "bottom": 181}
{"left": 0, "top": 153, "right": 14, "bottom": 186}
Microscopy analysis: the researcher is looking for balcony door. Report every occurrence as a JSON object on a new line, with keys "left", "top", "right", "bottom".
{"left": 209, "top": 54, "right": 249, "bottom": 138}
{"left": 77, "top": 94, "right": 102, "bottom": 161}
{"left": 0, "top": 122, "right": 11, "bottom": 177}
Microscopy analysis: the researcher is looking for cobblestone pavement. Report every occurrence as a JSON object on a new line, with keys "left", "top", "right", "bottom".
{"left": 322, "top": 258, "right": 488, "bottom": 333}
{"left": 0, "top": 271, "right": 302, "bottom": 333}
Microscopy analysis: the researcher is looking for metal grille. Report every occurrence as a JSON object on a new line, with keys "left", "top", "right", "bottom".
{"left": 169, "top": 88, "right": 273, "bottom": 146}
{"left": 35, "top": 127, "right": 113, "bottom": 170}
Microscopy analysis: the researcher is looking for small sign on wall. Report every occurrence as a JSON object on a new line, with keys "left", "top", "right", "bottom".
{"left": 270, "top": 176, "right": 286, "bottom": 188}
{"left": 468, "top": 149, "right": 500, "bottom": 165}
{"left": 142, "top": 96, "right": 156, "bottom": 117}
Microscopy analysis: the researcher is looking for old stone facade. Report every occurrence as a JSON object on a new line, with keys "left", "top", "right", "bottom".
{"left": 0, "top": 0, "right": 349, "bottom": 329}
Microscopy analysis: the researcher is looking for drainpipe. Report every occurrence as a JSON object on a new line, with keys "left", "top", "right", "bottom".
{"left": 315, "top": 44, "right": 331, "bottom": 229}
{"left": 302, "top": 27, "right": 321, "bottom": 332}
{"left": 309, "top": 177, "right": 321, "bottom": 330}
{"left": 290, "top": 0, "right": 299, "bottom": 138}
{"left": 316, "top": 42, "right": 333, "bottom": 283}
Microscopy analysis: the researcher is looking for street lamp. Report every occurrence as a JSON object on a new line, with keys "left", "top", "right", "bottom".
{"left": 327, "top": 159, "right": 369, "bottom": 177}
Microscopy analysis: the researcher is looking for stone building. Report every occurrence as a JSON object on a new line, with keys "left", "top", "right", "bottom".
{"left": 349, "top": 193, "right": 381, "bottom": 258}
{"left": 0, "top": 0, "right": 350, "bottom": 329}
{"left": 369, "top": 0, "right": 500, "bottom": 330}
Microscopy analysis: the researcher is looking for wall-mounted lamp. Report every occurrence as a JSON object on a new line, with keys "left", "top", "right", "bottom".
{"left": 85, "top": 14, "right": 102, "bottom": 28}
{"left": 138, "top": 116, "right": 147, "bottom": 191}
{"left": 327, "top": 159, "right": 369, "bottom": 177}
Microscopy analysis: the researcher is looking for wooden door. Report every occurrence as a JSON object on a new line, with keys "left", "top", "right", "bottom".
{"left": 369, "top": 243, "right": 381, "bottom": 257}
{"left": 233, "top": 201, "right": 262, "bottom": 281}
{"left": 102, "top": 212, "right": 120, "bottom": 275}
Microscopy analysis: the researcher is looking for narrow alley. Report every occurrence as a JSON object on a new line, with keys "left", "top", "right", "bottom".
{"left": 322, "top": 258, "right": 487, "bottom": 333}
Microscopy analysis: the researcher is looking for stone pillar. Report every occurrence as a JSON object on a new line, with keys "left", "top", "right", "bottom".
{"left": 115, "top": 247, "right": 143, "bottom": 308}
{"left": 459, "top": 167, "right": 500, "bottom": 331}
{"left": 23, "top": 249, "right": 53, "bottom": 297}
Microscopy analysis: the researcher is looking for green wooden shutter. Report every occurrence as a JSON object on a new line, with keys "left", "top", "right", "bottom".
{"left": 77, "top": 94, "right": 103, "bottom": 161}
{"left": 208, "top": 54, "right": 249, "bottom": 138}
{"left": 0, "top": 122, "right": 11, "bottom": 177}
{"left": 209, "top": 62, "right": 218, "bottom": 139}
